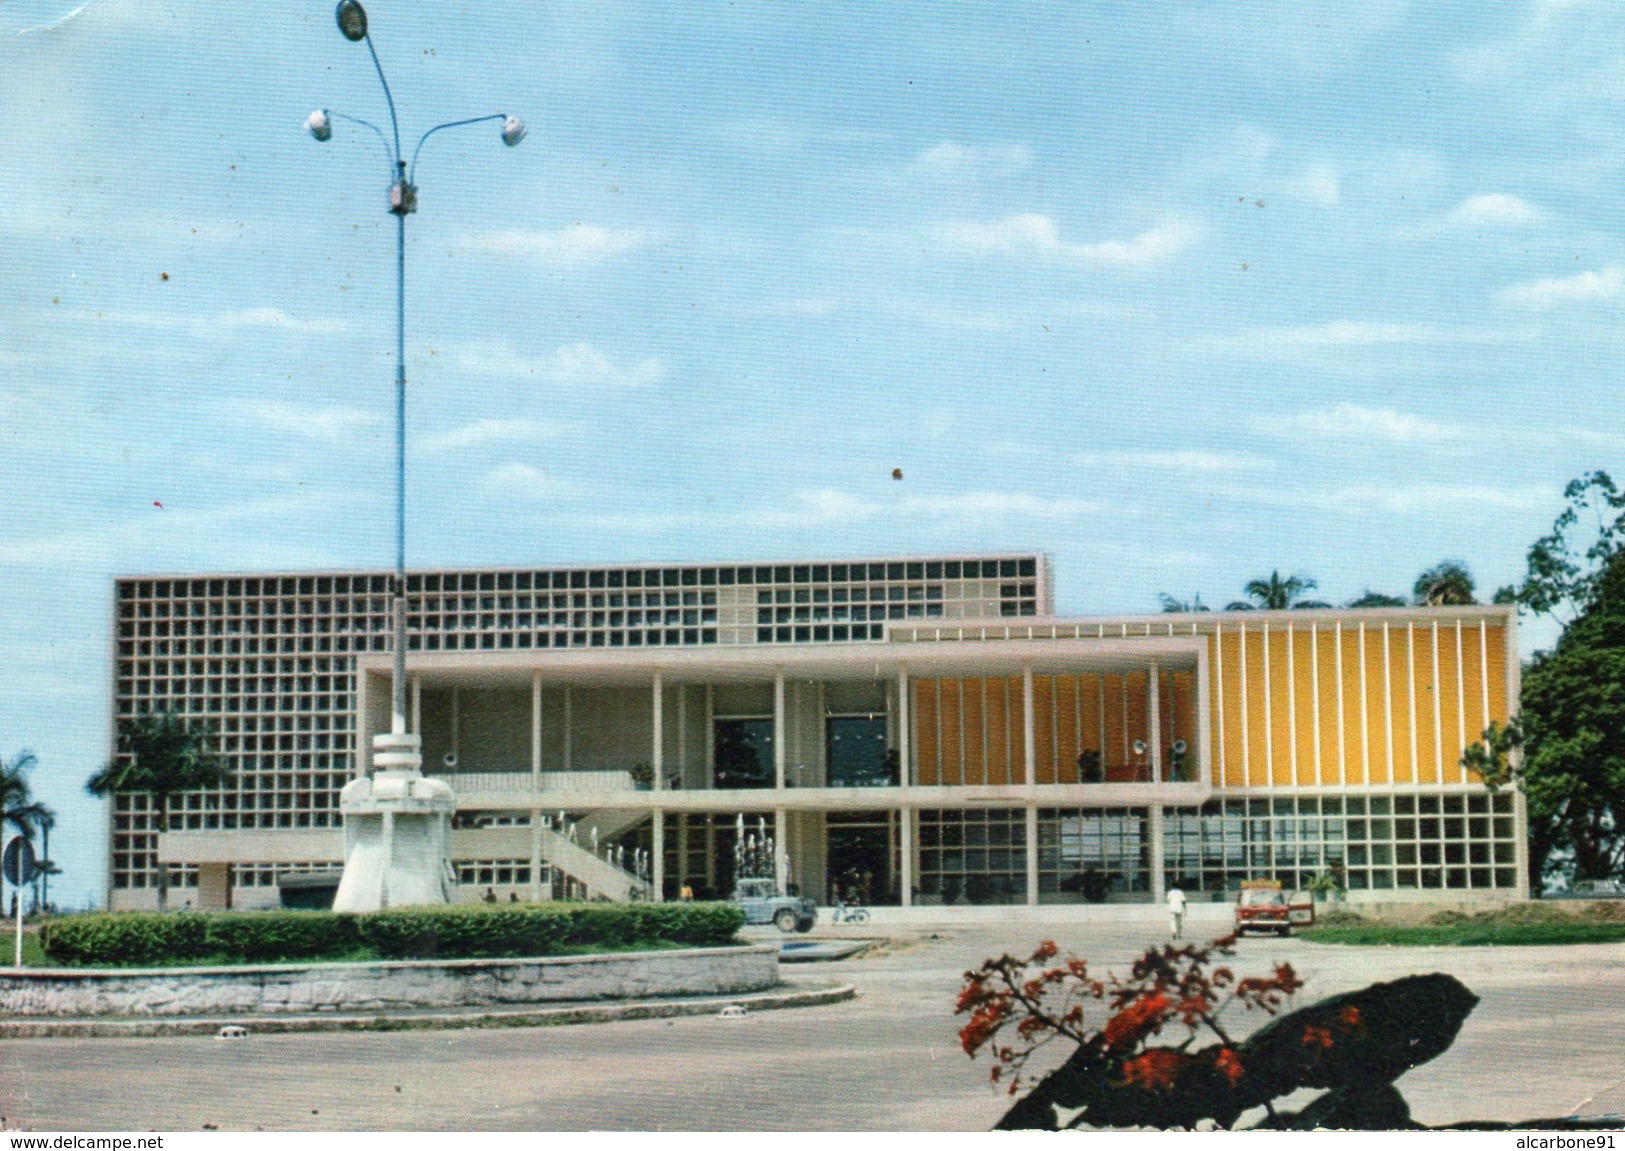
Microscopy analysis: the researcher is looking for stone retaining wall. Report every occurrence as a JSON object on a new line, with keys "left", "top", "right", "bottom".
{"left": 0, "top": 944, "right": 779, "bottom": 1017}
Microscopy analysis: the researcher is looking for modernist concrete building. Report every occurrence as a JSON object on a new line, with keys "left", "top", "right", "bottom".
{"left": 107, "top": 553, "right": 1526, "bottom": 911}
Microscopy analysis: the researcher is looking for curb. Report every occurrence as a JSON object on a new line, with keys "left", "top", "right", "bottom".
{"left": 0, "top": 979, "right": 855, "bottom": 1039}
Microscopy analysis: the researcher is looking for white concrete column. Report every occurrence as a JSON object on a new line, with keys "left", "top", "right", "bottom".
{"left": 450, "top": 685, "right": 460, "bottom": 765}
{"left": 774, "top": 670, "right": 787, "bottom": 790}
{"left": 1023, "top": 664, "right": 1037, "bottom": 787}
{"left": 774, "top": 807, "right": 789, "bottom": 895}
{"left": 705, "top": 817, "right": 717, "bottom": 894}
{"left": 897, "top": 665, "right": 912, "bottom": 786}
{"left": 563, "top": 687, "right": 572, "bottom": 772}
{"left": 410, "top": 676, "right": 422, "bottom": 737}
{"left": 355, "top": 671, "right": 371, "bottom": 780}
{"left": 677, "top": 814, "right": 690, "bottom": 891}
{"left": 652, "top": 670, "right": 665, "bottom": 792}
{"left": 677, "top": 684, "right": 688, "bottom": 788}
{"left": 1148, "top": 661, "right": 1162, "bottom": 784}
{"left": 652, "top": 810, "right": 665, "bottom": 903}
{"left": 1024, "top": 805, "right": 1039, "bottom": 906}
{"left": 529, "top": 810, "right": 543, "bottom": 902}
{"left": 1150, "top": 804, "right": 1167, "bottom": 902}
{"left": 530, "top": 673, "right": 542, "bottom": 790}
{"left": 704, "top": 685, "right": 715, "bottom": 786}
{"left": 899, "top": 806, "right": 914, "bottom": 907}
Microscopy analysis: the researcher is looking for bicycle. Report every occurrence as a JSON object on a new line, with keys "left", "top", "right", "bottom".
{"left": 831, "top": 901, "right": 870, "bottom": 925}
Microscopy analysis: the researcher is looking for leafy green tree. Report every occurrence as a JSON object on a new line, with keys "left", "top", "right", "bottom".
{"left": 1513, "top": 470, "right": 1625, "bottom": 627}
{"left": 86, "top": 712, "right": 230, "bottom": 912}
{"left": 1157, "top": 593, "right": 1209, "bottom": 613}
{"left": 1226, "top": 571, "right": 1328, "bottom": 611}
{"left": 1413, "top": 560, "right": 1477, "bottom": 605}
{"left": 1345, "top": 591, "right": 1408, "bottom": 608}
{"left": 1464, "top": 547, "right": 1625, "bottom": 886}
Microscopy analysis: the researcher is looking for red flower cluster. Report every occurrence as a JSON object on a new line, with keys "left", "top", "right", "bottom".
{"left": 1119, "top": 1049, "right": 1189, "bottom": 1092}
{"left": 953, "top": 933, "right": 1304, "bottom": 1102}
{"left": 1301, "top": 1024, "right": 1335, "bottom": 1050}
{"left": 1103, "top": 992, "right": 1172, "bottom": 1051}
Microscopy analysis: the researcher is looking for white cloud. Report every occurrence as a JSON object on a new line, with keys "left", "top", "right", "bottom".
{"left": 1074, "top": 450, "right": 1276, "bottom": 474}
{"left": 60, "top": 307, "right": 345, "bottom": 339}
{"left": 1295, "top": 165, "right": 1342, "bottom": 207}
{"left": 760, "top": 487, "right": 1098, "bottom": 527}
{"left": 477, "top": 462, "right": 563, "bottom": 501}
{"left": 463, "top": 224, "right": 651, "bottom": 268}
{"left": 1498, "top": 264, "right": 1625, "bottom": 308}
{"left": 456, "top": 341, "right": 665, "bottom": 388}
{"left": 239, "top": 401, "right": 382, "bottom": 444}
{"left": 764, "top": 297, "right": 841, "bottom": 316}
{"left": 1260, "top": 403, "right": 1466, "bottom": 444}
{"left": 933, "top": 214, "right": 1199, "bottom": 267}
{"left": 9, "top": 4, "right": 85, "bottom": 35}
{"left": 1218, "top": 321, "right": 1535, "bottom": 350}
{"left": 421, "top": 418, "right": 568, "bottom": 455}
{"left": 914, "top": 141, "right": 1032, "bottom": 174}
{"left": 1080, "top": 221, "right": 1202, "bottom": 266}
{"left": 1443, "top": 193, "right": 1543, "bottom": 228}
{"left": 1311, "top": 484, "right": 1549, "bottom": 515}
{"left": 0, "top": 492, "right": 362, "bottom": 568}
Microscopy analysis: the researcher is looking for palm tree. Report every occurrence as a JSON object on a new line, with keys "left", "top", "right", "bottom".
{"left": 32, "top": 808, "right": 57, "bottom": 913}
{"left": 86, "top": 712, "right": 230, "bottom": 912}
{"left": 1413, "top": 560, "right": 1477, "bottom": 605}
{"left": 1157, "top": 593, "right": 1209, "bottom": 613}
{"left": 1227, "top": 571, "right": 1325, "bottom": 611}
{"left": 1, "top": 750, "right": 51, "bottom": 835}
{"left": 1, "top": 750, "right": 52, "bottom": 918}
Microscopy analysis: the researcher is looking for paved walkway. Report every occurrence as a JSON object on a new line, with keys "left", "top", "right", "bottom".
{"left": 3, "top": 917, "right": 1623, "bottom": 1130}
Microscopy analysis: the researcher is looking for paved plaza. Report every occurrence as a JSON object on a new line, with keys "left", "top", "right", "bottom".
{"left": 2, "top": 912, "right": 1623, "bottom": 1131}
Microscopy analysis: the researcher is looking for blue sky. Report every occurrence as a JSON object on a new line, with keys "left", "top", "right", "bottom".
{"left": 2, "top": 1, "right": 1621, "bottom": 907}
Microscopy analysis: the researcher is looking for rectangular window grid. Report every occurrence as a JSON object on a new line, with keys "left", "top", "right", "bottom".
{"left": 111, "top": 557, "right": 1041, "bottom": 890}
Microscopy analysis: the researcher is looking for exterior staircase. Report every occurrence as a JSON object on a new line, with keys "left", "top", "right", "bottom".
{"left": 541, "top": 825, "right": 649, "bottom": 901}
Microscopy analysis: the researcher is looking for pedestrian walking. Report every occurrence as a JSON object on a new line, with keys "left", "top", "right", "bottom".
{"left": 1166, "top": 884, "right": 1188, "bottom": 939}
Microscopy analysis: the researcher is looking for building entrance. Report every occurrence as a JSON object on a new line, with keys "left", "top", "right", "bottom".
{"left": 825, "top": 812, "right": 894, "bottom": 905}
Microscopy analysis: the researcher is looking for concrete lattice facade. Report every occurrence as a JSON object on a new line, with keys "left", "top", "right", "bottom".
{"left": 108, "top": 553, "right": 1525, "bottom": 911}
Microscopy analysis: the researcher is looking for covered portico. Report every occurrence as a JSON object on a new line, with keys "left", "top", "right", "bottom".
{"left": 354, "top": 634, "right": 1212, "bottom": 906}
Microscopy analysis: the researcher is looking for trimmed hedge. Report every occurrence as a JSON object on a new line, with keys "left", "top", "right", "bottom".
{"left": 37, "top": 901, "right": 745, "bottom": 968}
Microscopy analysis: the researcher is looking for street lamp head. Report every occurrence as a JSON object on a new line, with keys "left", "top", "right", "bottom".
{"left": 500, "top": 115, "right": 528, "bottom": 147}
{"left": 306, "top": 109, "right": 333, "bottom": 142}
{"left": 335, "top": 0, "right": 368, "bottom": 42}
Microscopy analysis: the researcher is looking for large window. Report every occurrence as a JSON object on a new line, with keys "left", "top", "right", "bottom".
{"left": 827, "top": 715, "right": 893, "bottom": 787}
{"left": 1038, "top": 808, "right": 1152, "bottom": 901}
{"left": 1162, "top": 793, "right": 1520, "bottom": 894}
{"left": 713, "top": 719, "right": 774, "bottom": 789}
{"left": 917, "top": 808, "right": 1027, "bottom": 905}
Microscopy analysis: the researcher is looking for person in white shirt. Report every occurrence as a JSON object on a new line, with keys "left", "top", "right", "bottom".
{"left": 1166, "top": 884, "right": 1188, "bottom": 939}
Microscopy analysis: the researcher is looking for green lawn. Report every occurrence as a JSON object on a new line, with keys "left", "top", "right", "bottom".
{"left": 1302, "top": 921, "right": 1625, "bottom": 947}
{"left": 9, "top": 928, "right": 48, "bottom": 967}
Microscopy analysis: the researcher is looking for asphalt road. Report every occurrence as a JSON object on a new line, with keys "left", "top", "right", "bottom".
{"left": 3, "top": 917, "right": 1624, "bottom": 1131}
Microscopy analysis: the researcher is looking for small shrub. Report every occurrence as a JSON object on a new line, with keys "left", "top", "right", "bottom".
{"left": 1425, "top": 910, "right": 1473, "bottom": 927}
{"left": 204, "top": 910, "right": 360, "bottom": 962}
{"left": 1314, "top": 908, "right": 1369, "bottom": 928}
{"left": 1577, "top": 900, "right": 1625, "bottom": 923}
{"left": 356, "top": 904, "right": 574, "bottom": 960}
{"left": 40, "top": 912, "right": 212, "bottom": 967}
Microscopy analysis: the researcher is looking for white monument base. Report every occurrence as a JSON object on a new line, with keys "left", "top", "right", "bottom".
{"left": 332, "top": 732, "right": 457, "bottom": 913}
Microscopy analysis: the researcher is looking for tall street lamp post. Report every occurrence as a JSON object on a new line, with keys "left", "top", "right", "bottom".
{"left": 308, "top": 0, "right": 525, "bottom": 911}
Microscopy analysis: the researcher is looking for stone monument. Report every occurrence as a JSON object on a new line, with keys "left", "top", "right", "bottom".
{"left": 331, "top": 730, "right": 457, "bottom": 912}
